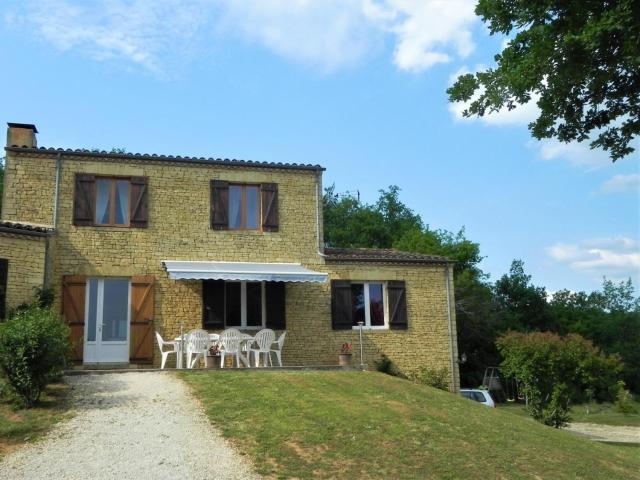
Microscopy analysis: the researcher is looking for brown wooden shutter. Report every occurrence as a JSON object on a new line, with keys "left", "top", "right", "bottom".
{"left": 130, "top": 276, "right": 155, "bottom": 363}
{"left": 0, "top": 259, "right": 8, "bottom": 320}
{"left": 265, "top": 282, "right": 286, "bottom": 329}
{"left": 202, "top": 280, "right": 225, "bottom": 329}
{"left": 130, "top": 176, "right": 149, "bottom": 228}
{"left": 331, "top": 280, "right": 353, "bottom": 330}
{"left": 210, "top": 180, "right": 229, "bottom": 230}
{"left": 73, "top": 174, "right": 95, "bottom": 226}
{"left": 388, "top": 281, "right": 408, "bottom": 330}
{"left": 61, "top": 275, "right": 86, "bottom": 361}
{"left": 261, "top": 183, "right": 279, "bottom": 232}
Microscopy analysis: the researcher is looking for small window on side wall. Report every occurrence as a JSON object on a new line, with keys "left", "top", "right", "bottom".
{"left": 332, "top": 280, "right": 408, "bottom": 331}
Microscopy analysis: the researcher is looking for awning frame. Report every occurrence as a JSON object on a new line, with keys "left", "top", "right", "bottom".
{"left": 162, "top": 260, "right": 329, "bottom": 283}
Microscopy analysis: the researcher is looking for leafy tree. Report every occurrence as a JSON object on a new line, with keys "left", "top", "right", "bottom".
{"left": 549, "top": 278, "right": 640, "bottom": 392}
{"left": 497, "top": 331, "right": 623, "bottom": 427}
{"left": 447, "top": 1, "right": 640, "bottom": 161}
{"left": 323, "top": 185, "right": 421, "bottom": 248}
{"left": 494, "top": 260, "right": 555, "bottom": 332}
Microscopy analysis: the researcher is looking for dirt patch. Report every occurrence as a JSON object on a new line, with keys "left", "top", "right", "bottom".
{"left": 285, "top": 440, "right": 328, "bottom": 463}
{"left": 566, "top": 422, "right": 640, "bottom": 444}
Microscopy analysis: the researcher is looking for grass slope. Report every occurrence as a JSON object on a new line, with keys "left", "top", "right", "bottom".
{"left": 181, "top": 371, "right": 640, "bottom": 479}
{"left": 0, "top": 382, "right": 71, "bottom": 458}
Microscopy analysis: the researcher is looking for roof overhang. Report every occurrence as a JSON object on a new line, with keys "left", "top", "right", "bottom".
{"left": 162, "top": 260, "right": 328, "bottom": 283}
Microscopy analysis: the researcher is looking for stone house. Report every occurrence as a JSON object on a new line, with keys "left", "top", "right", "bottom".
{"left": 0, "top": 123, "right": 459, "bottom": 390}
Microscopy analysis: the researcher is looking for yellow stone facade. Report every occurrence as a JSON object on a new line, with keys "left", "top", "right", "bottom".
{"left": 2, "top": 147, "right": 459, "bottom": 391}
{"left": 0, "top": 232, "right": 47, "bottom": 311}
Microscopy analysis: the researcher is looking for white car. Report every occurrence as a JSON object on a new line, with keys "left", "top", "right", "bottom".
{"left": 459, "top": 389, "right": 496, "bottom": 407}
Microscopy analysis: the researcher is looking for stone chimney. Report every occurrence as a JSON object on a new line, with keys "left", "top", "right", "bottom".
{"left": 6, "top": 123, "right": 38, "bottom": 148}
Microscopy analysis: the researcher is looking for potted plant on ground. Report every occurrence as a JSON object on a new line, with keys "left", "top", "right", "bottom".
{"left": 339, "top": 343, "right": 353, "bottom": 366}
{"left": 205, "top": 343, "right": 221, "bottom": 368}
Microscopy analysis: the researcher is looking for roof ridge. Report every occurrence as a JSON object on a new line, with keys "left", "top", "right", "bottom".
{"left": 324, "top": 246, "right": 452, "bottom": 264}
{"left": 5, "top": 146, "right": 325, "bottom": 171}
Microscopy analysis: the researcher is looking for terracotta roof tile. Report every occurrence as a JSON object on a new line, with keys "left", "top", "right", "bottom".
{"left": 0, "top": 220, "right": 54, "bottom": 237}
{"left": 324, "top": 247, "right": 451, "bottom": 264}
{"left": 5, "top": 146, "right": 324, "bottom": 172}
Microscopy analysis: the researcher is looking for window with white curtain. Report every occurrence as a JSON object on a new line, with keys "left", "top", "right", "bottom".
{"left": 95, "top": 178, "right": 131, "bottom": 226}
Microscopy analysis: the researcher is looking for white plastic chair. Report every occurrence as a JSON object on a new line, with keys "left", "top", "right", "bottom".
{"left": 269, "top": 331, "right": 287, "bottom": 367}
{"left": 249, "top": 329, "right": 276, "bottom": 367}
{"left": 186, "top": 329, "right": 210, "bottom": 369}
{"left": 155, "top": 332, "right": 179, "bottom": 369}
{"left": 219, "top": 329, "right": 243, "bottom": 368}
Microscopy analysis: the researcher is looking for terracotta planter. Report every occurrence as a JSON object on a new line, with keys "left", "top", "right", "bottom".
{"left": 205, "top": 355, "right": 221, "bottom": 368}
{"left": 338, "top": 353, "right": 353, "bottom": 366}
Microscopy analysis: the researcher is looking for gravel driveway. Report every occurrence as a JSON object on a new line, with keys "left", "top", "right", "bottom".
{"left": 566, "top": 422, "right": 640, "bottom": 444}
{"left": 1, "top": 372, "right": 260, "bottom": 480}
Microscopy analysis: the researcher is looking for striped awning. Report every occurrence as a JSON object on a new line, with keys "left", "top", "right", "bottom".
{"left": 162, "top": 260, "right": 328, "bottom": 283}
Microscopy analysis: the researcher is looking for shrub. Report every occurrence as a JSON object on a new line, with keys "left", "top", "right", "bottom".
{"left": 497, "top": 331, "right": 624, "bottom": 427}
{"left": 614, "top": 382, "right": 638, "bottom": 414}
{"left": 0, "top": 306, "right": 71, "bottom": 407}
{"left": 539, "top": 384, "right": 571, "bottom": 428}
{"left": 413, "top": 366, "right": 450, "bottom": 391}
{"left": 374, "top": 354, "right": 404, "bottom": 378}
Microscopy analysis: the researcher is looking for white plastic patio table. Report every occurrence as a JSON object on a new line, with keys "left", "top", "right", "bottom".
{"left": 173, "top": 333, "right": 254, "bottom": 368}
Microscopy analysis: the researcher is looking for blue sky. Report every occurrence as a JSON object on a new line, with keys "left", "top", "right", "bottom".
{"left": 1, "top": 0, "right": 638, "bottom": 293}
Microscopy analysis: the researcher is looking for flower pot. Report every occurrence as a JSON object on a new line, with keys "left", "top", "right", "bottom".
{"left": 338, "top": 353, "right": 353, "bottom": 366}
{"left": 205, "top": 355, "right": 221, "bottom": 369}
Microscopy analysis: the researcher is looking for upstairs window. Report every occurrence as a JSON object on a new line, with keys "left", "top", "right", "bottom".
{"left": 211, "top": 181, "right": 279, "bottom": 232}
{"left": 228, "top": 184, "right": 260, "bottom": 230}
{"left": 73, "top": 174, "right": 148, "bottom": 228}
{"left": 95, "top": 178, "right": 131, "bottom": 226}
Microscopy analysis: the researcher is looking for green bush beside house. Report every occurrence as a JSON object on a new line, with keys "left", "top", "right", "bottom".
{"left": 0, "top": 306, "right": 71, "bottom": 407}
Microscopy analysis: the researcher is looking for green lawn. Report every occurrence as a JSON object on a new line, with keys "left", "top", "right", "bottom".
{"left": 181, "top": 370, "right": 640, "bottom": 479}
{"left": 0, "top": 381, "right": 71, "bottom": 458}
{"left": 499, "top": 401, "right": 640, "bottom": 427}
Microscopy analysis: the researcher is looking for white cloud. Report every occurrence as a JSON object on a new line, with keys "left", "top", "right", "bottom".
{"left": 547, "top": 237, "right": 640, "bottom": 279}
{"left": 536, "top": 139, "right": 612, "bottom": 170}
{"left": 9, "top": 0, "right": 209, "bottom": 74}
{"left": 601, "top": 173, "right": 640, "bottom": 194}
{"left": 7, "top": 0, "right": 479, "bottom": 74}
{"left": 376, "top": 0, "right": 478, "bottom": 72}
{"left": 214, "top": 0, "right": 380, "bottom": 72}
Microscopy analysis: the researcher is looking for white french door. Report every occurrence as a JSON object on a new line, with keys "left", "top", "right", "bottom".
{"left": 83, "top": 278, "right": 131, "bottom": 363}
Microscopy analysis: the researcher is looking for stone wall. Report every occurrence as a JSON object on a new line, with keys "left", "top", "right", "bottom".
{"left": 2, "top": 150, "right": 459, "bottom": 391}
{"left": 1, "top": 154, "right": 56, "bottom": 224}
{"left": 0, "top": 232, "right": 46, "bottom": 312}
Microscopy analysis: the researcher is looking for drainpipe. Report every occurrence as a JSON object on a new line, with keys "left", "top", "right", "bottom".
{"left": 52, "top": 152, "right": 62, "bottom": 229}
{"left": 43, "top": 153, "right": 62, "bottom": 287}
{"left": 444, "top": 263, "right": 457, "bottom": 392}
{"left": 315, "top": 171, "right": 326, "bottom": 258}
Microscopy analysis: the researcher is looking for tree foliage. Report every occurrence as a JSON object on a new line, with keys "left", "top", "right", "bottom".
{"left": 494, "top": 260, "right": 556, "bottom": 332}
{"left": 497, "top": 331, "right": 623, "bottom": 427}
{"left": 549, "top": 279, "right": 640, "bottom": 392}
{"left": 0, "top": 306, "right": 71, "bottom": 407}
{"left": 447, "top": 0, "right": 640, "bottom": 161}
